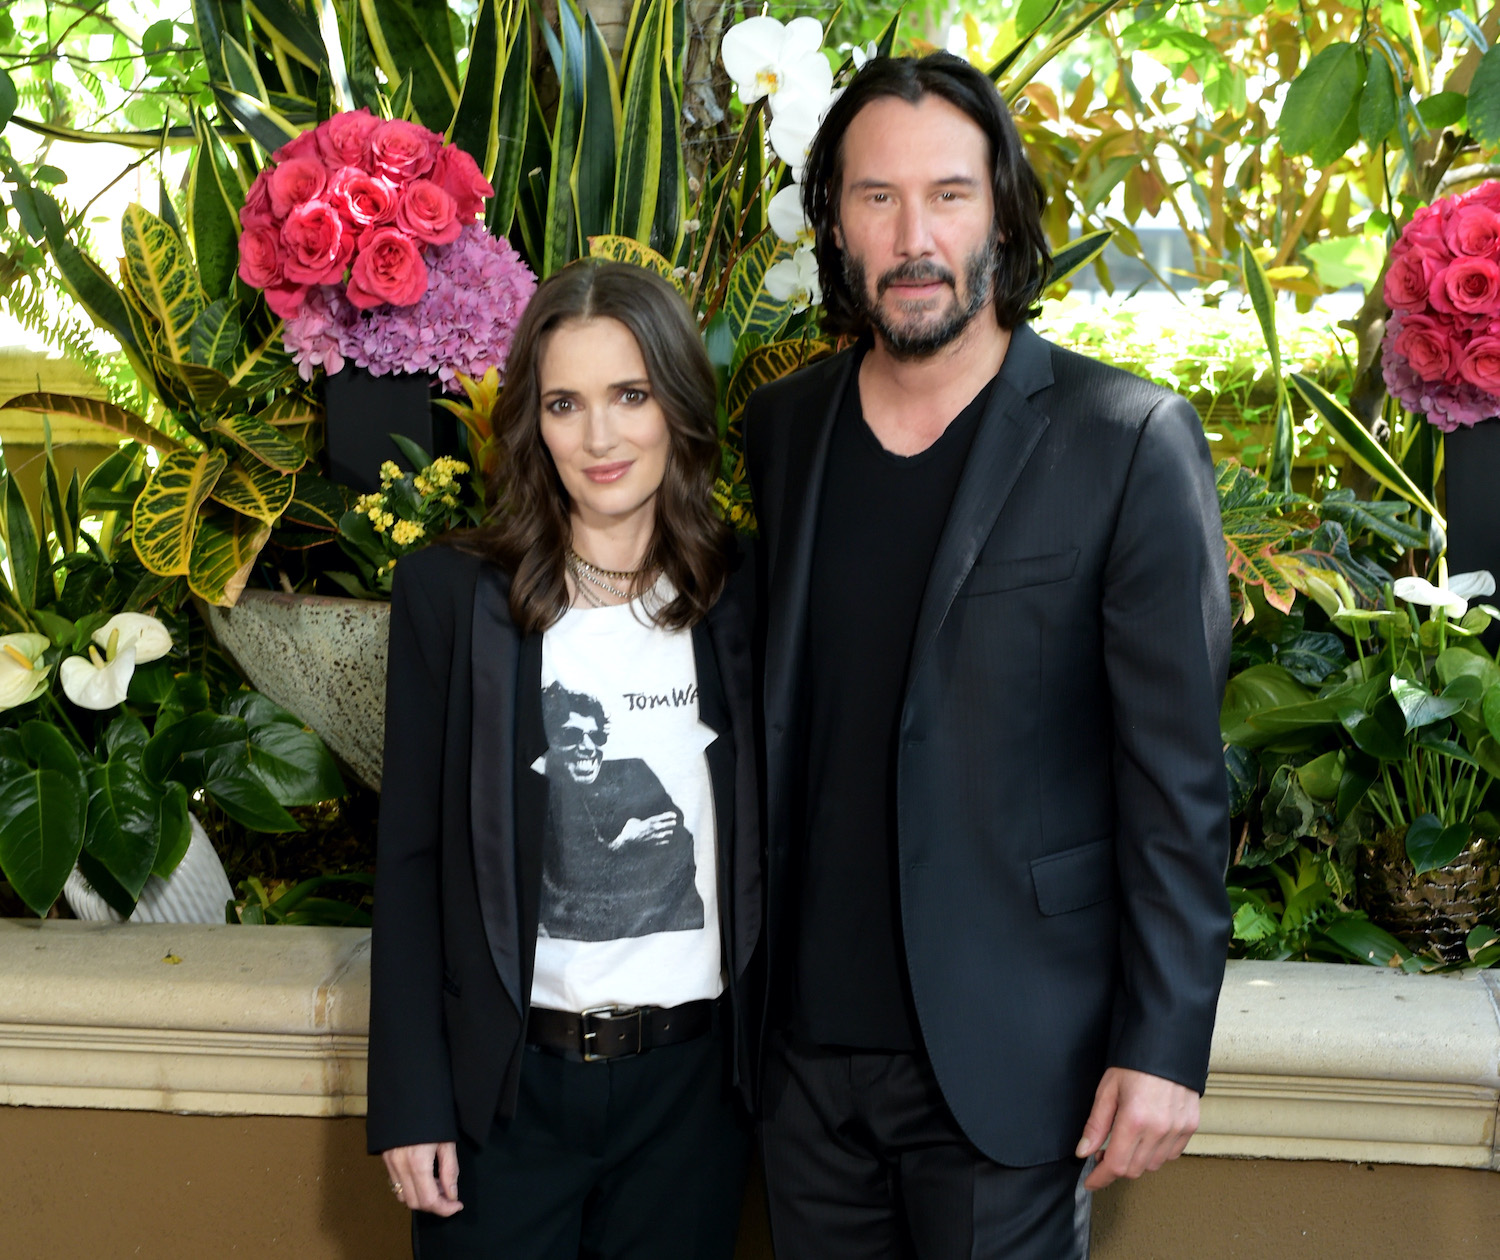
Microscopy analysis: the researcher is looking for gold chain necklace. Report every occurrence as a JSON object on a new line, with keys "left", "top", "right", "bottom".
{"left": 568, "top": 548, "right": 644, "bottom": 584}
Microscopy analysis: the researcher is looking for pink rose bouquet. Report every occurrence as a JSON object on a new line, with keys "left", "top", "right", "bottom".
{"left": 1381, "top": 180, "right": 1500, "bottom": 430}
{"left": 235, "top": 109, "right": 500, "bottom": 325}
{"left": 282, "top": 224, "right": 537, "bottom": 392}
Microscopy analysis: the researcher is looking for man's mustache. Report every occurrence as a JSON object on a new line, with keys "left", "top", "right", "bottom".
{"left": 877, "top": 262, "right": 956, "bottom": 295}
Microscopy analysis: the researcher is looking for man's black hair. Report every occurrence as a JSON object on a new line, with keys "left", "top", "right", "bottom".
{"left": 541, "top": 682, "right": 609, "bottom": 743}
{"left": 800, "top": 53, "right": 1051, "bottom": 334}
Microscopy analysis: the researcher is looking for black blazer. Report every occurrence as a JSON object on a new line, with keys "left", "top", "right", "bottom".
{"left": 744, "top": 324, "right": 1232, "bottom": 1168}
{"left": 365, "top": 544, "right": 761, "bottom": 1154}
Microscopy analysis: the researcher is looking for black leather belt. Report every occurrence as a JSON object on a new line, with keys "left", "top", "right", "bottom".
{"left": 526, "top": 1000, "right": 715, "bottom": 1062}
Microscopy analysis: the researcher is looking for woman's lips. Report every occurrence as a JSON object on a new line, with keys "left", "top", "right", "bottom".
{"left": 584, "top": 460, "right": 633, "bottom": 483}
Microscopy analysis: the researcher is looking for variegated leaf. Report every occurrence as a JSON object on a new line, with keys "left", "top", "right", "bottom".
{"left": 726, "top": 339, "right": 834, "bottom": 423}
{"left": 0, "top": 393, "right": 179, "bottom": 452}
{"left": 224, "top": 303, "right": 299, "bottom": 394}
{"left": 188, "top": 507, "right": 272, "bottom": 606}
{"left": 190, "top": 298, "right": 242, "bottom": 368}
{"left": 281, "top": 472, "right": 348, "bottom": 532}
{"left": 122, "top": 203, "right": 206, "bottom": 366}
{"left": 724, "top": 233, "right": 796, "bottom": 345}
{"left": 132, "top": 449, "right": 230, "bottom": 576}
{"left": 211, "top": 413, "right": 308, "bottom": 472}
{"left": 587, "top": 234, "right": 683, "bottom": 291}
{"left": 209, "top": 460, "right": 296, "bottom": 524}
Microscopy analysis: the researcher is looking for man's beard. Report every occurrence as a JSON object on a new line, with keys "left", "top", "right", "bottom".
{"left": 842, "top": 230, "right": 998, "bottom": 359}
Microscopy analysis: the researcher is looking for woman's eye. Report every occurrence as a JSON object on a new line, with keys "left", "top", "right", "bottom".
{"left": 621, "top": 389, "right": 648, "bottom": 404}
{"left": 546, "top": 398, "right": 574, "bottom": 414}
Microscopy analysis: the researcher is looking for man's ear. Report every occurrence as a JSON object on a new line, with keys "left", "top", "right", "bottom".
{"left": 832, "top": 222, "right": 844, "bottom": 250}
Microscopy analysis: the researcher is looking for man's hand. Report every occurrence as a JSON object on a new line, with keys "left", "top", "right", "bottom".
{"left": 1076, "top": 1067, "right": 1199, "bottom": 1191}
{"left": 383, "top": 1142, "right": 463, "bottom": 1216}
{"left": 610, "top": 812, "right": 677, "bottom": 849}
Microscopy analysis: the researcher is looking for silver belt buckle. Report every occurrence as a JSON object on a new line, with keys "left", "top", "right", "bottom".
{"left": 580, "top": 1005, "right": 644, "bottom": 1061}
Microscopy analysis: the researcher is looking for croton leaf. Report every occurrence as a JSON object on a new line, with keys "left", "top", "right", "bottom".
{"left": 211, "top": 412, "right": 309, "bottom": 472}
{"left": 132, "top": 448, "right": 230, "bottom": 577}
{"left": 210, "top": 460, "right": 296, "bottom": 524}
{"left": 188, "top": 507, "right": 273, "bottom": 606}
{"left": 122, "top": 202, "right": 207, "bottom": 365}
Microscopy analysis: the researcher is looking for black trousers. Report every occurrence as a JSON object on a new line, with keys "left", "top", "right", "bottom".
{"left": 760, "top": 1033, "right": 1092, "bottom": 1260}
{"left": 412, "top": 1027, "right": 751, "bottom": 1260}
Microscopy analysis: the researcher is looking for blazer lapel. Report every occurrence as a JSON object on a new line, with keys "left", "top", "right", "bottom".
{"left": 763, "top": 351, "right": 858, "bottom": 746}
{"left": 908, "top": 324, "right": 1055, "bottom": 673}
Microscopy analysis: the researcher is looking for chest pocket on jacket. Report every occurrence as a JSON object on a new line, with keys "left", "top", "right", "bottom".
{"left": 1030, "top": 837, "right": 1115, "bottom": 915}
{"left": 963, "top": 548, "right": 1078, "bottom": 597}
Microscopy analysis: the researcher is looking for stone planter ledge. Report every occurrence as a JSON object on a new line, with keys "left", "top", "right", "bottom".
{"left": 1, "top": 921, "right": 1497, "bottom": 1169}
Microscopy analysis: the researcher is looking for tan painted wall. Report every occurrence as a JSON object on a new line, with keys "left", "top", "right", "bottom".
{"left": 1, "top": 1106, "right": 1497, "bottom": 1259}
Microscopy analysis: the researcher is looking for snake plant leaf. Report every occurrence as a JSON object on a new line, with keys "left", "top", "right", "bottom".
{"left": 649, "top": 53, "right": 686, "bottom": 261}
{"left": 725, "top": 338, "right": 836, "bottom": 423}
{"left": 281, "top": 472, "right": 349, "bottom": 532}
{"left": 244, "top": 0, "right": 325, "bottom": 68}
{"left": 211, "top": 413, "right": 309, "bottom": 472}
{"left": 0, "top": 724, "right": 88, "bottom": 918}
{"left": 0, "top": 393, "right": 177, "bottom": 452}
{"left": 190, "top": 298, "right": 242, "bottom": 368}
{"left": 1, "top": 470, "right": 40, "bottom": 609}
{"left": 122, "top": 203, "right": 206, "bottom": 365}
{"left": 613, "top": 0, "right": 668, "bottom": 245}
{"left": 214, "top": 84, "right": 302, "bottom": 154}
{"left": 542, "top": 0, "right": 587, "bottom": 277}
{"left": 1047, "top": 228, "right": 1112, "bottom": 290}
{"left": 190, "top": 0, "right": 240, "bottom": 89}
{"left": 310, "top": 0, "right": 354, "bottom": 112}
{"left": 357, "top": 0, "right": 459, "bottom": 127}
{"left": 187, "top": 507, "right": 273, "bottom": 606}
{"left": 188, "top": 107, "right": 246, "bottom": 302}
{"left": 486, "top": 2, "right": 532, "bottom": 240}
{"left": 1289, "top": 372, "right": 1444, "bottom": 524}
{"left": 587, "top": 234, "right": 681, "bottom": 290}
{"left": 133, "top": 448, "right": 230, "bottom": 576}
{"left": 449, "top": 0, "right": 507, "bottom": 176}
{"left": 1240, "top": 240, "right": 1282, "bottom": 382}
{"left": 724, "top": 233, "right": 797, "bottom": 345}
{"left": 221, "top": 33, "right": 273, "bottom": 103}
{"left": 210, "top": 461, "right": 296, "bottom": 524}
{"left": 575, "top": 5, "right": 621, "bottom": 245}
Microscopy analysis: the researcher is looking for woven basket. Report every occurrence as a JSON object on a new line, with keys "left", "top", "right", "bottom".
{"left": 1357, "top": 826, "right": 1500, "bottom": 962}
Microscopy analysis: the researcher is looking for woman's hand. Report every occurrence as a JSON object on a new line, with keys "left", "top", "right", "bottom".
{"left": 383, "top": 1142, "right": 464, "bottom": 1216}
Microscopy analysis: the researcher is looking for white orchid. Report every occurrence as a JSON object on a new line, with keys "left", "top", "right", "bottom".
{"left": 1392, "top": 570, "right": 1496, "bottom": 619}
{"left": 722, "top": 16, "right": 833, "bottom": 107}
{"left": 92, "top": 612, "right": 172, "bottom": 664}
{"left": 767, "top": 88, "right": 830, "bottom": 179}
{"left": 0, "top": 633, "right": 52, "bottom": 711}
{"left": 59, "top": 639, "right": 137, "bottom": 710}
{"left": 764, "top": 247, "right": 823, "bottom": 313}
{"left": 768, "top": 184, "right": 814, "bottom": 248}
{"left": 850, "top": 41, "right": 878, "bottom": 71}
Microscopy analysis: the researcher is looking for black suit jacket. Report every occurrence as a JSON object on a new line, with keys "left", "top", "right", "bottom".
{"left": 365, "top": 544, "right": 761, "bottom": 1154}
{"left": 744, "top": 324, "right": 1232, "bottom": 1167}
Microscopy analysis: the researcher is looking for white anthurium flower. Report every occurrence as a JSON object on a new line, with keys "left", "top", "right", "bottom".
{"left": 1446, "top": 570, "right": 1496, "bottom": 601}
{"left": 92, "top": 612, "right": 173, "bottom": 664}
{"left": 59, "top": 643, "right": 137, "bottom": 711}
{"left": 1392, "top": 576, "right": 1471, "bottom": 618}
{"left": 768, "top": 184, "right": 814, "bottom": 248}
{"left": 764, "top": 247, "right": 822, "bottom": 313}
{"left": 722, "top": 16, "right": 832, "bottom": 106}
{"left": 0, "top": 633, "right": 53, "bottom": 711}
{"left": 767, "top": 89, "right": 831, "bottom": 178}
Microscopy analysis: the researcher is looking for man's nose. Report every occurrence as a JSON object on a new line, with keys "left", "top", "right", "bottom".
{"left": 894, "top": 201, "right": 935, "bottom": 258}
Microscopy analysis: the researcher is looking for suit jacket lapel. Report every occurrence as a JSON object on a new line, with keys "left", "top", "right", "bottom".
{"left": 908, "top": 324, "right": 1055, "bottom": 673}
{"left": 763, "top": 350, "right": 858, "bottom": 746}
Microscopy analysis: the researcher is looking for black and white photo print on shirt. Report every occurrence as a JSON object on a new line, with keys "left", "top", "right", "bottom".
{"left": 538, "top": 681, "right": 705, "bottom": 941}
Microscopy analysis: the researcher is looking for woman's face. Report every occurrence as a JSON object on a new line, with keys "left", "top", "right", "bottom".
{"left": 537, "top": 316, "right": 671, "bottom": 535}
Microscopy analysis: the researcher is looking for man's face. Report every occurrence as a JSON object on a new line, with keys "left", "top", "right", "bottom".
{"left": 552, "top": 712, "right": 603, "bottom": 784}
{"left": 833, "top": 94, "right": 998, "bottom": 358}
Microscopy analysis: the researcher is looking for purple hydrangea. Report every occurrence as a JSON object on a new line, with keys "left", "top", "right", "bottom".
{"left": 282, "top": 224, "right": 537, "bottom": 392}
{"left": 1381, "top": 311, "right": 1500, "bottom": 432}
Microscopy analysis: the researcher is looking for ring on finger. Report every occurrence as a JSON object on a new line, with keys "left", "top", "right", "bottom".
{"left": 391, "top": 1181, "right": 404, "bottom": 1195}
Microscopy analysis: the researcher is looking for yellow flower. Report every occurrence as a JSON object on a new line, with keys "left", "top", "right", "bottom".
{"left": 391, "top": 519, "right": 426, "bottom": 546}
{"left": 379, "top": 460, "right": 403, "bottom": 485}
{"left": 370, "top": 509, "right": 394, "bottom": 534}
{"left": 413, "top": 476, "right": 432, "bottom": 496}
{"left": 354, "top": 492, "right": 385, "bottom": 515}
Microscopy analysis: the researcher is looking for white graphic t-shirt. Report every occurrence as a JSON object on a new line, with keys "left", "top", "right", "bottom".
{"left": 528, "top": 596, "right": 723, "bottom": 1013}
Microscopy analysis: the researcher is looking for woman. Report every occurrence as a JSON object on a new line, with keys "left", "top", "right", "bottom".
{"left": 366, "top": 260, "right": 761, "bottom": 1259}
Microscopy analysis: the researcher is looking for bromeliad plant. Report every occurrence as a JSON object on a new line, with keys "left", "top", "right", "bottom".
{"left": 0, "top": 444, "right": 345, "bottom": 919}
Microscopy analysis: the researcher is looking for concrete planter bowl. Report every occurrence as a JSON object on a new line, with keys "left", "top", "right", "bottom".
{"left": 204, "top": 591, "right": 389, "bottom": 792}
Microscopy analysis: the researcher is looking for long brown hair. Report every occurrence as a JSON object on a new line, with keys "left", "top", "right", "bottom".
{"left": 456, "top": 260, "right": 728, "bottom": 634}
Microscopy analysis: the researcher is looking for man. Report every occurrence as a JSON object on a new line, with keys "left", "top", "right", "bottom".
{"left": 744, "top": 54, "right": 1231, "bottom": 1259}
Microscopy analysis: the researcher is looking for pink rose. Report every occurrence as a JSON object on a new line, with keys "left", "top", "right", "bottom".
{"left": 236, "top": 224, "right": 284, "bottom": 289}
{"left": 1434, "top": 256, "right": 1500, "bottom": 316}
{"left": 279, "top": 200, "right": 354, "bottom": 285}
{"left": 395, "top": 179, "right": 462, "bottom": 245}
{"left": 1458, "top": 335, "right": 1500, "bottom": 393}
{"left": 240, "top": 170, "right": 275, "bottom": 229}
{"left": 346, "top": 227, "right": 429, "bottom": 308}
{"left": 1444, "top": 202, "right": 1500, "bottom": 258}
{"left": 430, "top": 145, "right": 494, "bottom": 222}
{"left": 327, "top": 166, "right": 400, "bottom": 227}
{"left": 316, "top": 108, "right": 381, "bottom": 170}
{"left": 368, "top": 119, "right": 440, "bottom": 183}
{"left": 264, "top": 282, "right": 309, "bottom": 320}
{"left": 1402, "top": 201, "right": 1450, "bottom": 255}
{"left": 1468, "top": 181, "right": 1500, "bottom": 212}
{"left": 272, "top": 129, "right": 320, "bottom": 165}
{"left": 1392, "top": 313, "right": 1454, "bottom": 383}
{"left": 1383, "top": 248, "right": 1441, "bottom": 312}
{"left": 268, "top": 158, "right": 329, "bottom": 220}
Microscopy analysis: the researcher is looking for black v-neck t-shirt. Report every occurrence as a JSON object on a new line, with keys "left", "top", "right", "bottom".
{"left": 794, "top": 361, "right": 995, "bottom": 1051}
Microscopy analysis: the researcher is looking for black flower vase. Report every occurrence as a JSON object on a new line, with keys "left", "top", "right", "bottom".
{"left": 322, "top": 365, "right": 463, "bottom": 495}
{"left": 1444, "top": 421, "right": 1500, "bottom": 589}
